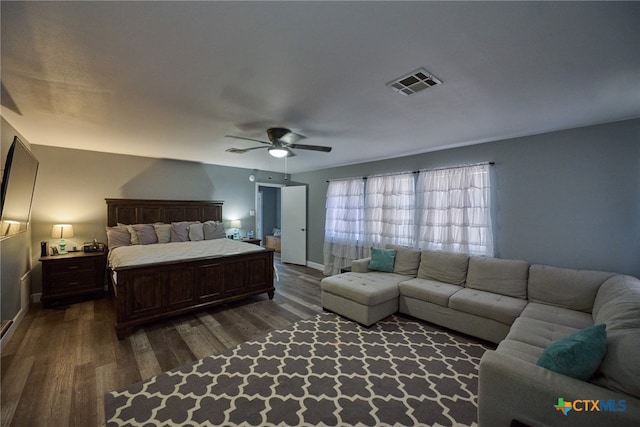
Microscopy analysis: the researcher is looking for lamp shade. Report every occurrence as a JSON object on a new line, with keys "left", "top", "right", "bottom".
{"left": 52, "top": 224, "right": 74, "bottom": 238}
{"left": 230, "top": 220, "right": 241, "bottom": 229}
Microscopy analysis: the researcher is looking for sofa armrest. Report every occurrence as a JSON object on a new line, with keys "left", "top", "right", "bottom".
{"left": 351, "top": 257, "right": 371, "bottom": 273}
{"left": 478, "top": 350, "right": 640, "bottom": 427}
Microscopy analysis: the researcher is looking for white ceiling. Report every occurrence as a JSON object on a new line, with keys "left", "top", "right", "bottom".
{"left": 1, "top": 2, "right": 639, "bottom": 174}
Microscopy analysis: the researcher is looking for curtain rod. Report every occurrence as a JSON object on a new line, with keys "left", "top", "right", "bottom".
{"left": 326, "top": 161, "right": 494, "bottom": 183}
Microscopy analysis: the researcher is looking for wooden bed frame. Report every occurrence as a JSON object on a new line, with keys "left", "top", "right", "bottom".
{"left": 106, "top": 199, "right": 275, "bottom": 339}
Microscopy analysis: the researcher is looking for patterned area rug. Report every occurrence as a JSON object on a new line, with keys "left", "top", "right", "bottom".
{"left": 104, "top": 313, "right": 492, "bottom": 426}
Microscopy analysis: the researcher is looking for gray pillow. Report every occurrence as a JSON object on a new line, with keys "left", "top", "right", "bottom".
{"left": 171, "top": 221, "right": 199, "bottom": 242}
{"left": 106, "top": 225, "right": 131, "bottom": 249}
{"left": 132, "top": 223, "right": 158, "bottom": 245}
{"left": 466, "top": 256, "right": 529, "bottom": 299}
{"left": 203, "top": 221, "right": 226, "bottom": 240}
{"left": 153, "top": 223, "right": 171, "bottom": 244}
{"left": 418, "top": 250, "right": 470, "bottom": 285}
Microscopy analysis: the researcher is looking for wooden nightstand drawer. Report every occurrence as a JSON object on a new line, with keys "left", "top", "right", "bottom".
{"left": 47, "top": 272, "right": 97, "bottom": 291}
{"left": 48, "top": 259, "right": 96, "bottom": 275}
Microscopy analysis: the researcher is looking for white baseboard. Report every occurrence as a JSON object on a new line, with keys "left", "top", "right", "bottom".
{"left": 0, "top": 305, "right": 27, "bottom": 353}
{"left": 306, "top": 261, "right": 324, "bottom": 271}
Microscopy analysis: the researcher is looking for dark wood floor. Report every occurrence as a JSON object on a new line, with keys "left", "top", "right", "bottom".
{"left": 0, "top": 254, "right": 325, "bottom": 427}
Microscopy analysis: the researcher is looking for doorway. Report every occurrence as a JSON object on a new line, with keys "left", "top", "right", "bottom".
{"left": 255, "top": 183, "right": 307, "bottom": 266}
{"left": 255, "top": 183, "right": 283, "bottom": 242}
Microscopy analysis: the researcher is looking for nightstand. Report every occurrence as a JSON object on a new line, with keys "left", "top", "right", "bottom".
{"left": 40, "top": 251, "right": 107, "bottom": 307}
{"left": 265, "top": 235, "right": 281, "bottom": 252}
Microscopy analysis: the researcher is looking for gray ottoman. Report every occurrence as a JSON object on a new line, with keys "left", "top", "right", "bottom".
{"left": 320, "top": 272, "right": 403, "bottom": 326}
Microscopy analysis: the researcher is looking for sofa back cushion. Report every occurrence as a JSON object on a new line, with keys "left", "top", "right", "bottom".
{"left": 593, "top": 275, "right": 640, "bottom": 330}
{"left": 417, "top": 250, "right": 469, "bottom": 285}
{"left": 465, "top": 256, "right": 529, "bottom": 299}
{"left": 386, "top": 244, "right": 421, "bottom": 276}
{"left": 528, "top": 265, "right": 614, "bottom": 313}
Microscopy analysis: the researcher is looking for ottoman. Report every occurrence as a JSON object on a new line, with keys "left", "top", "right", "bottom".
{"left": 320, "top": 272, "right": 404, "bottom": 326}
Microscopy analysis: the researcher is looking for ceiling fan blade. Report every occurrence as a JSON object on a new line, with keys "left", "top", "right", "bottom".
{"left": 225, "top": 146, "right": 268, "bottom": 154}
{"left": 224, "top": 135, "right": 272, "bottom": 145}
{"left": 267, "top": 127, "right": 306, "bottom": 144}
{"left": 288, "top": 143, "right": 332, "bottom": 152}
{"left": 280, "top": 132, "right": 306, "bottom": 144}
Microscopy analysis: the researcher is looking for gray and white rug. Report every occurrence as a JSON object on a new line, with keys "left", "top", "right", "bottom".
{"left": 104, "top": 313, "right": 492, "bottom": 426}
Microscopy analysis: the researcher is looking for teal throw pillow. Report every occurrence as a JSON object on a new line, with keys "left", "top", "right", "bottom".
{"left": 368, "top": 247, "right": 397, "bottom": 273}
{"left": 536, "top": 324, "right": 607, "bottom": 380}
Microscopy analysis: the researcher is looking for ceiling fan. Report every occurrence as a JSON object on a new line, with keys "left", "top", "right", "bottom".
{"left": 225, "top": 127, "right": 332, "bottom": 158}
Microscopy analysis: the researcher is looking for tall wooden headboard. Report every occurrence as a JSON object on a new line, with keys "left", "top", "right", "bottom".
{"left": 106, "top": 199, "right": 224, "bottom": 226}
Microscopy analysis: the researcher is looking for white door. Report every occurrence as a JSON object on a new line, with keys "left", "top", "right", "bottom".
{"left": 281, "top": 185, "right": 306, "bottom": 265}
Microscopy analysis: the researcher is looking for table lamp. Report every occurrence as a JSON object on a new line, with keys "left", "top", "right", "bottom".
{"left": 230, "top": 220, "right": 241, "bottom": 240}
{"left": 52, "top": 224, "right": 74, "bottom": 254}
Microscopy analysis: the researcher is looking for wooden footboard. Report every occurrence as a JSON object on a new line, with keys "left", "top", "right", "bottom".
{"left": 111, "top": 249, "right": 275, "bottom": 339}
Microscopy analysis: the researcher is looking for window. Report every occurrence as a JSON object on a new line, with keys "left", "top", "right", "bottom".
{"left": 364, "top": 173, "right": 415, "bottom": 249}
{"left": 416, "top": 164, "right": 493, "bottom": 256}
{"left": 323, "top": 163, "right": 493, "bottom": 273}
{"left": 323, "top": 178, "right": 365, "bottom": 275}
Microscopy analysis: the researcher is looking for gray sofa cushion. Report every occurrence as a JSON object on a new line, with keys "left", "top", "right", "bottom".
{"left": 591, "top": 274, "right": 640, "bottom": 399}
{"left": 593, "top": 274, "right": 640, "bottom": 330}
{"left": 520, "top": 302, "right": 594, "bottom": 329}
{"left": 320, "top": 272, "right": 402, "bottom": 306}
{"left": 398, "top": 278, "right": 463, "bottom": 307}
{"left": 417, "top": 250, "right": 469, "bottom": 285}
{"left": 386, "top": 244, "right": 421, "bottom": 276}
{"left": 593, "top": 329, "right": 640, "bottom": 399}
{"left": 465, "top": 256, "right": 529, "bottom": 299}
{"left": 528, "top": 264, "right": 614, "bottom": 313}
{"left": 505, "top": 316, "right": 592, "bottom": 350}
{"left": 449, "top": 288, "right": 528, "bottom": 325}
{"left": 495, "top": 339, "right": 542, "bottom": 365}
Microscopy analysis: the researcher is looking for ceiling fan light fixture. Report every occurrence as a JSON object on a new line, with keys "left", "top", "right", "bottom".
{"left": 268, "top": 146, "right": 290, "bottom": 158}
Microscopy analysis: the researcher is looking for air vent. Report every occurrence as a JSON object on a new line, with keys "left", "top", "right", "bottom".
{"left": 386, "top": 68, "right": 442, "bottom": 95}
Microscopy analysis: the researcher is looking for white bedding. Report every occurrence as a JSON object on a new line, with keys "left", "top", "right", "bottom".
{"left": 108, "top": 238, "right": 265, "bottom": 270}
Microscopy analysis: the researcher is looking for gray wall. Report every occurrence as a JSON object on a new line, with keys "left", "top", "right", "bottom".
{"left": 1, "top": 117, "right": 33, "bottom": 320}
{"left": 292, "top": 119, "right": 640, "bottom": 278}
{"left": 27, "top": 145, "right": 287, "bottom": 293}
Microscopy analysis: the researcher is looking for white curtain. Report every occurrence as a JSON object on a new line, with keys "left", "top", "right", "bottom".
{"left": 416, "top": 164, "right": 493, "bottom": 256}
{"left": 364, "top": 173, "right": 415, "bottom": 250}
{"left": 323, "top": 178, "right": 366, "bottom": 275}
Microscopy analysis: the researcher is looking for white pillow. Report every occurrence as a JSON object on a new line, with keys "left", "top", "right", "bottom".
{"left": 188, "top": 222, "right": 204, "bottom": 241}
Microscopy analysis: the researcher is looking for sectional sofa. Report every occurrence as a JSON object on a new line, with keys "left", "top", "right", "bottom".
{"left": 320, "top": 245, "right": 640, "bottom": 426}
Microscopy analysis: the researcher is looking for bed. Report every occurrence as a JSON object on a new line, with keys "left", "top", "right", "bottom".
{"left": 106, "top": 199, "right": 275, "bottom": 339}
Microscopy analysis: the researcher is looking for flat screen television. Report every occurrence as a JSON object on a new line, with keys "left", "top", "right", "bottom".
{"left": 0, "top": 136, "right": 39, "bottom": 240}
